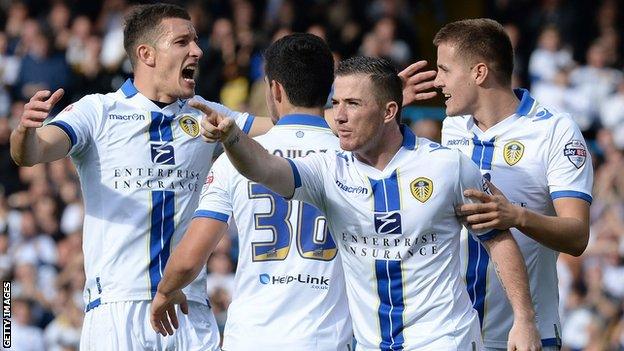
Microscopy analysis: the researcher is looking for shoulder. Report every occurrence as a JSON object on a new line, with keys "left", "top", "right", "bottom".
{"left": 442, "top": 115, "right": 470, "bottom": 129}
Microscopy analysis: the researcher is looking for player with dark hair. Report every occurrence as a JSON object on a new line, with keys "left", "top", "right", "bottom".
{"left": 193, "top": 56, "right": 541, "bottom": 351}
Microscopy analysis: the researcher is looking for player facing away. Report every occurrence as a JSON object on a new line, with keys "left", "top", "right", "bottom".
{"left": 194, "top": 56, "right": 542, "bottom": 351}
{"left": 9, "top": 3, "right": 274, "bottom": 350}
{"left": 149, "top": 33, "right": 352, "bottom": 351}
{"left": 433, "top": 19, "right": 593, "bottom": 351}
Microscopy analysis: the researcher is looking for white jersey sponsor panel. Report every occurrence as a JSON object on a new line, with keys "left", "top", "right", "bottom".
{"left": 290, "top": 126, "right": 494, "bottom": 350}
{"left": 48, "top": 79, "right": 254, "bottom": 309}
{"left": 442, "top": 88, "right": 593, "bottom": 349}
{"left": 195, "top": 115, "right": 352, "bottom": 351}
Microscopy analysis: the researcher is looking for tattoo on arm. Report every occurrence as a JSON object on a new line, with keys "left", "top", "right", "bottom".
{"left": 492, "top": 261, "right": 508, "bottom": 294}
{"left": 225, "top": 134, "right": 240, "bottom": 147}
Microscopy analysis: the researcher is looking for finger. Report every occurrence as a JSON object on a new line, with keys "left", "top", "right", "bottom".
{"left": 463, "top": 189, "right": 493, "bottom": 202}
{"left": 469, "top": 220, "right": 498, "bottom": 231}
{"left": 168, "top": 305, "right": 179, "bottom": 330}
{"left": 161, "top": 313, "right": 174, "bottom": 336}
{"left": 25, "top": 100, "right": 55, "bottom": 113}
{"left": 405, "top": 70, "right": 437, "bottom": 85}
{"left": 413, "top": 91, "right": 438, "bottom": 101}
{"left": 180, "top": 300, "right": 189, "bottom": 315}
{"left": 465, "top": 212, "right": 498, "bottom": 224}
{"left": 46, "top": 88, "right": 65, "bottom": 106}
{"left": 189, "top": 100, "right": 219, "bottom": 123}
{"left": 410, "top": 80, "right": 436, "bottom": 93}
{"left": 30, "top": 90, "right": 52, "bottom": 102}
{"left": 151, "top": 315, "right": 167, "bottom": 336}
{"left": 398, "top": 60, "right": 428, "bottom": 79}
{"left": 217, "top": 117, "right": 234, "bottom": 134}
{"left": 457, "top": 202, "right": 491, "bottom": 215}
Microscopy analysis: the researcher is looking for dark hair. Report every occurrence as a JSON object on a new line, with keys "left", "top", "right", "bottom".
{"left": 123, "top": 3, "right": 191, "bottom": 68}
{"left": 335, "top": 56, "right": 403, "bottom": 123}
{"left": 433, "top": 18, "right": 513, "bottom": 86}
{"left": 264, "top": 33, "right": 334, "bottom": 108}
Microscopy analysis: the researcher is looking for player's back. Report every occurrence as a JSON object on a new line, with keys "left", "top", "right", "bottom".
{"left": 442, "top": 88, "right": 593, "bottom": 349}
{"left": 198, "top": 115, "right": 352, "bottom": 351}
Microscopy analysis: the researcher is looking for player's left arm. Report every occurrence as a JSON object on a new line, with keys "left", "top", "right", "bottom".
{"left": 151, "top": 217, "right": 228, "bottom": 336}
{"left": 481, "top": 232, "right": 542, "bottom": 351}
{"left": 461, "top": 116, "right": 592, "bottom": 256}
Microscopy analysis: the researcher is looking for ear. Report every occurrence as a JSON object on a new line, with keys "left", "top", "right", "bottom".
{"left": 383, "top": 101, "right": 400, "bottom": 124}
{"left": 473, "top": 62, "right": 488, "bottom": 86}
{"left": 137, "top": 44, "right": 156, "bottom": 67}
{"left": 271, "top": 80, "right": 283, "bottom": 103}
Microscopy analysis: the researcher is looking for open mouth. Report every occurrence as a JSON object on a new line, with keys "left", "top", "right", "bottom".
{"left": 443, "top": 93, "right": 451, "bottom": 103}
{"left": 181, "top": 64, "right": 196, "bottom": 83}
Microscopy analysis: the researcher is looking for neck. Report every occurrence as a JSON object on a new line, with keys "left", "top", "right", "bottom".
{"left": 472, "top": 87, "right": 519, "bottom": 131}
{"left": 279, "top": 105, "right": 324, "bottom": 117}
{"left": 355, "top": 123, "right": 403, "bottom": 171}
{"left": 133, "top": 72, "right": 177, "bottom": 104}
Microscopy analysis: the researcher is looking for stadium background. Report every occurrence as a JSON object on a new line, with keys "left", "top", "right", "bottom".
{"left": 0, "top": 0, "right": 622, "bottom": 350}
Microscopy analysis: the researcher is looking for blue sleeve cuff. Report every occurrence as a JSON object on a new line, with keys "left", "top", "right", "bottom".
{"left": 49, "top": 121, "right": 77, "bottom": 147}
{"left": 193, "top": 210, "right": 229, "bottom": 222}
{"left": 473, "top": 229, "right": 501, "bottom": 242}
{"left": 242, "top": 115, "right": 255, "bottom": 134}
{"left": 551, "top": 190, "right": 592, "bottom": 204}
{"left": 285, "top": 158, "right": 302, "bottom": 188}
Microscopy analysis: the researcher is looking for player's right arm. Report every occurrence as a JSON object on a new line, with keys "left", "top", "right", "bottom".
{"left": 151, "top": 217, "right": 227, "bottom": 336}
{"left": 191, "top": 100, "right": 295, "bottom": 197}
{"left": 10, "top": 89, "right": 70, "bottom": 166}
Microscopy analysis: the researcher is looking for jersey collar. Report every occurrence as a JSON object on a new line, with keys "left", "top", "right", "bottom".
{"left": 275, "top": 114, "right": 330, "bottom": 129}
{"left": 514, "top": 88, "right": 536, "bottom": 116}
{"left": 400, "top": 124, "right": 416, "bottom": 150}
{"left": 120, "top": 78, "right": 139, "bottom": 98}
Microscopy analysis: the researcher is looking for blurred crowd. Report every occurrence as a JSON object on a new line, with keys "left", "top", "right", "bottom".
{"left": 0, "top": 0, "right": 622, "bottom": 350}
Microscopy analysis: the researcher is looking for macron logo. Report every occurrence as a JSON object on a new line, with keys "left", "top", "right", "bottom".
{"left": 335, "top": 180, "right": 368, "bottom": 194}
{"left": 108, "top": 113, "right": 146, "bottom": 121}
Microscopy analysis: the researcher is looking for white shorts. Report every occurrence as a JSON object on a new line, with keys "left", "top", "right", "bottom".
{"left": 80, "top": 300, "right": 220, "bottom": 351}
{"left": 485, "top": 347, "right": 560, "bottom": 351}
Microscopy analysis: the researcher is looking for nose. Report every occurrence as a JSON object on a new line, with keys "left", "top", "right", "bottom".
{"left": 191, "top": 41, "right": 203, "bottom": 59}
{"left": 333, "top": 103, "right": 347, "bottom": 124}
{"left": 433, "top": 72, "right": 443, "bottom": 89}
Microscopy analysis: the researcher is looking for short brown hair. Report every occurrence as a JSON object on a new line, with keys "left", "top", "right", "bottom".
{"left": 433, "top": 18, "right": 513, "bottom": 86}
{"left": 123, "top": 3, "right": 190, "bottom": 68}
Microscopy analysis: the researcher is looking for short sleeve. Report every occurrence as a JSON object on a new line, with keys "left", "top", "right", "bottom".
{"left": 193, "top": 154, "right": 233, "bottom": 223}
{"left": 546, "top": 116, "right": 593, "bottom": 203}
{"left": 288, "top": 152, "right": 331, "bottom": 212}
{"left": 455, "top": 151, "right": 501, "bottom": 241}
{"left": 47, "top": 94, "right": 102, "bottom": 157}
{"left": 193, "top": 96, "right": 255, "bottom": 135}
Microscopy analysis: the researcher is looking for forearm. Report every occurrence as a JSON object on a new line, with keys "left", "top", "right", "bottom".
{"left": 484, "top": 231, "right": 535, "bottom": 322}
{"left": 10, "top": 125, "right": 41, "bottom": 166}
{"left": 157, "top": 221, "right": 226, "bottom": 295}
{"left": 222, "top": 126, "right": 294, "bottom": 197}
{"left": 515, "top": 207, "right": 588, "bottom": 256}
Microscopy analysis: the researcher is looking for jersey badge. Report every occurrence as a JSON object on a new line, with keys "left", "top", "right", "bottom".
{"left": 410, "top": 177, "right": 433, "bottom": 203}
{"left": 563, "top": 140, "right": 587, "bottom": 169}
{"left": 503, "top": 141, "right": 524, "bottom": 166}
{"left": 179, "top": 115, "right": 200, "bottom": 138}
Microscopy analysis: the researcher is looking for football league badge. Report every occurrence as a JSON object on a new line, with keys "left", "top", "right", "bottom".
{"left": 563, "top": 140, "right": 587, "bottom": 169}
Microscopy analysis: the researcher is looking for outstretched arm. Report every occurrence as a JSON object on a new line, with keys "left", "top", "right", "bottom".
{"left": 10, "top": 89, "right": 70, "bottom": 166}
{"left": 481, "top": 231, "right": 542, "bottom": 351}
{"left": 151, "top": 217, "right": 228, "bottom": 336}
{"left": 190, "top": 100, "right": 295, "bottom": 197}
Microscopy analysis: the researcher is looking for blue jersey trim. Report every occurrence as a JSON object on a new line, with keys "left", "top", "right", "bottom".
{"left": 513, "top": 88, "right": 535, "bottom": 116}
{"left": 242, "top": 115, "right": 255, "bottom": 134}
{"left": 466, "top": 235, "right": 489, "bottom": 327}
{"left": 193, "top": 210, "right": 229, "bottom": 222}
{"left": 85, "top": 298, "right": 101, "bottom": 312}
{"left": 400, "top": 125, "right": 416, "bottom": 150}
{"left": 120, "top": 78, "right": 139, "bottom": 98}
{"left": 474, "top": 229, "right": 502, "bottom": 242}
{"left": 551, "top": 190, "right": 592, "bottom": 204}
{"left": 542, "top": 338, "right": 561, "bottom": 347}
{"left": 286, "top": 158, "right": 302, "bottom": 188}
{"left": 48, "top": 121, "right": 77, "bottom": 147}
{"left": 276, "top": 114, "right": 330, "bottom": 129}
{"left": 375, "top": 260, "right": 405, "bottom": 350}
{"left": 148, "top": 190, "right": 175, "bottom": 298}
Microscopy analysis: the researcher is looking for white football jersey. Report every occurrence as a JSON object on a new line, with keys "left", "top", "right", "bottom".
{"left": 290, "top": 126, "right": 494, "bottom": 351}
{"left": 195, "top": 115, "right": 352, "bottom": 351}
{"left": 442, "top": 88, "right": 593, "bottom": 349}
{"left": 48, "top": 79, "right": 254, "bottom": 310}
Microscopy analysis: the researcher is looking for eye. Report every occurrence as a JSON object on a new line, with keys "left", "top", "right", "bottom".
{"left": 331, "top": 100, "right": 338, "bottom": 106}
